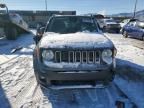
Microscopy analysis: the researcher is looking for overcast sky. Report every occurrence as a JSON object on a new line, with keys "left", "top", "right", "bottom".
{"left": 1, "top": 0, "right": 144, "bottom": 15}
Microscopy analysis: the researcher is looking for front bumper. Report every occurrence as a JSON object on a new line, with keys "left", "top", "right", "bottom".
{"left": 38, "top": 69, "right": 114, "bottom": 81}
{"left": 34, "top": 61, "right": 115, "bottom": 86}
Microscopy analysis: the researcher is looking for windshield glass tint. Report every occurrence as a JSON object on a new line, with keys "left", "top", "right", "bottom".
{"left": 46, "top": 17, "right": 98, "bottom": 33}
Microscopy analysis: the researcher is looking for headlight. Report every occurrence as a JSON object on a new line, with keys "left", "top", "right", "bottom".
{"left": 102, "top": 49, "right": 112, "bottom": 64}
{"left": 42, "top": 50, "right": 54, "bottom": 61}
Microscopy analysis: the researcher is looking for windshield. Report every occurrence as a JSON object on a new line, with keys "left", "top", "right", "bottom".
{"left": 46, "top": 16, "right": 98, "bottom": 34}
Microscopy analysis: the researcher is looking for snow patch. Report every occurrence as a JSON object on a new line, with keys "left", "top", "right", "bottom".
{"left": 39, "top": 32, "right": 113, "bottom": 49}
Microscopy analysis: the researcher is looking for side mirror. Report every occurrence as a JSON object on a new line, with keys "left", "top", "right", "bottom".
{"left": 33, "top": 36, "right": 41, "bottom": 44}
{"left": 36, "top": 27, "right": 45, "bottom": 37}
{"left": 34, "top": 27, "right": 45, "bottom": 44}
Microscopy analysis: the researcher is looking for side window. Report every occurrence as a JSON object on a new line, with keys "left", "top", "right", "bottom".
{"left": 126, "top": 22, "right": 131, "bottom": 26}
{"left": 128, "top": 21, "right": 136, "bottom": 26}
{"left": 137, "top": 22, "right": 144, "bottom": 29}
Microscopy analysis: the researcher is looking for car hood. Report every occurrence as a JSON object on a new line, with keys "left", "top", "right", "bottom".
{"left": 39, "top": 32, "right": 114, "bottom": 49}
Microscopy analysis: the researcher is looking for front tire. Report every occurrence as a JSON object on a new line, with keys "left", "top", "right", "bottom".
{"left": 5, "top": 27, "right": 17, "bottom": 40}
{"left": 33, "top": 58, "right": 51, "bottom": 88}
{"left": 116, "top": 30, "right": 120, "bottom": 34}
{"left": 123, "top": 31, "right": 128, "bottom": 38}
{"left": 142, "top": 35, "right": 144, "bottom": 41}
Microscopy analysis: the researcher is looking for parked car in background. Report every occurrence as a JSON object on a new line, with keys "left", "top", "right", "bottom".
{"left": 9, "top": 13, "right": 28, "bottom": 29}
{"left": 33, "top": 15, "right": 117, "bottom": 88}
{"left": 99, "top": 19, "right": 121, "bottom": 33}
{"left": 122, "top": 20, "right": 144, "bottom": 41}
{"left": 0, "top": 4, "right": 29, "bottom": 40}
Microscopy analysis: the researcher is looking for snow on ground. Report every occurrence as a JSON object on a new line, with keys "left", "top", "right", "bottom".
{"left": 0, "top": 30, "right": 36, "bottom": 108}
{"left": 0, "top": 30, "right": 35, "bottom": 65}
{"left": 106, "top": 33, "right": 144, "bottom": 108}
{"left": 0, "top": 31, "right": 144, "bottom": 108}
{"left": 117, "top": 45, "right": 144, "bottom": 66}
{"left": 105, "top": 33, "right": 144, "bottom": 74}
{"left": 0, "top": 32, "right": 34, "bottom": 55}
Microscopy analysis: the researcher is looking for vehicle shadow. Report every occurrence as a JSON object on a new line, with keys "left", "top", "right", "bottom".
{"left": 41, "top": 86, "right": 116, "bottom": 108}
{"left": 0, "top": 32, "right": 35, "bottom": 55}
{"left": 38, "top": 58, "right": 144, "bottom": 108}
{"left": 103, "top": 31, "right": 120, "bottom": 34}
{"left": 116, "top": 58, "right": 144, "bottom": 81}
{"left": 0, "top": 82, "right": 11, "bottom": 108}
{"left": 126, "top": 36, "right": 143, "bottom": 41}
{"left": 41, "top": 88, "right": 80, "bottom": 108}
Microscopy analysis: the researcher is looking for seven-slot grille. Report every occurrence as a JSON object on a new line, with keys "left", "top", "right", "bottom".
{"left": 54, "top": 51, "right": 100, "bottom": 64}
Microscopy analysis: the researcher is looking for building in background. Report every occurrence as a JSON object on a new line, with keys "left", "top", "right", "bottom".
{"left": 0, "top": 10, "right": 76, "bottom": 28}
{"left": 109, "top": 10, "right": 144, "bottom": 22}
{"left": 135, "top": 10, "right": 144, "bottom": 21}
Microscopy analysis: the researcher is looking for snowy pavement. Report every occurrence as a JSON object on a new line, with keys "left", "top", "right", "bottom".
{"left": 105, "top": 33, "right": 144, "bottom": 77}
{"left": 0, "top": 31, "right": 144, "bottom": 108}
{"left": 106, "top": 33, "right": 144, "bottom": 108}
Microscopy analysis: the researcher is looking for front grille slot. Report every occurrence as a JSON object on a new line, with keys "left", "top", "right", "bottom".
{"left": 55, "top": 51, "right": 61, "bottom": 62}
{"left": 54, "top": 51, "right": 100, "bottom": 64}
{"left": 88, "top": 51, "right": 94, "bottom": 63}
{"left": 95, "top": 51, "right": 100, "bottom": 62}
{"left": 69, "top": 51, "right": 74, "bottom": 62}
{"left": 75, "top": 51, "right": 81, "bottom": 62}
{"left": 61, "top": 51, "right": 68, "bottom": 62}
{"left": 82, "top": 51, "right": 87, "bottom": 63}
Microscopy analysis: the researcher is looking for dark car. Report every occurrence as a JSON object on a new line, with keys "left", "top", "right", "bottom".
{"left": 122, "top": 20, "right": 144, "bottom": 40}
{"left": 33, "top": 15, "right": 117, "bottom": 88}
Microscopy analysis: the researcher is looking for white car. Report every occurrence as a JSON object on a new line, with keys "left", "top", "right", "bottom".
{"left": 98, "top": 19, "right": 121, "bottom": 33}
{"left": 9, "top": 13, "right": 28, "bottom": 29}
{"left": 119, "top": 19, "right": 130, "bottom": 28}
